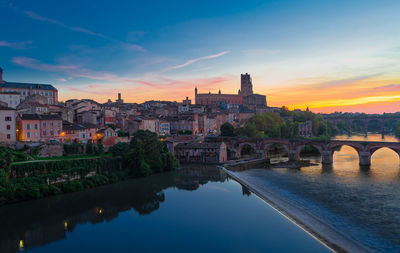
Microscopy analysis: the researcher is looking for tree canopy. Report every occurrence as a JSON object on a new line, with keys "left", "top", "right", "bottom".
{"left": 110, "top": 130, "right": 179, "bottom": 176}
{"left": 220, "top": 122, "right": 235, "bottom": 136}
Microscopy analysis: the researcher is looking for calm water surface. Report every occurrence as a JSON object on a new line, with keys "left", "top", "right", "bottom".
{"left": 239, "top": 134, "right": 400, "bottom": 252}
{"left": 0, "top": 166, "right": 330, "bottom": 253}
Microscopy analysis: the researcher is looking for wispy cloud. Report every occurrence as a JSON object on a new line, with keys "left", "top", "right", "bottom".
{"left": 322, "top": 73, "right": 384, "bottom": 87}
{"left": 56, "top": 78, "right": 67, "bottom": 82}
{"left": 0, "top": 40, "right": 32, "bottom": 49}
{"left": 162, "top": 51, "right": 230, "bottom": 73}
{"left": 12, "top": 56, "right": 161, "bottom": 88}
{"left": 22, "top": 10, "right": 145, "bottom": 52}
{"left": 87, "top": 84, "right": 105, "bottom": 88}
{"left": 372, "top": 84, "right": 400, "bottom": 92}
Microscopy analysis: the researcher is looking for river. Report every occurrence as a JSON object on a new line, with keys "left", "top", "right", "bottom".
{"left": 0, "top": 166, "right": 330, "bottom": 252}
{"left": 234, "top": 134, "right": 400, "bottom": 252}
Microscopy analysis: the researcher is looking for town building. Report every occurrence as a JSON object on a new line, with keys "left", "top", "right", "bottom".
{"left": 174, "top": 142, "right": 227, "bottom": 163}
{"left": 159, "top": 120, "right": 170, "bottom": 135}
{"left": 168, "top": 114, "right": 199, "bottom": 135}
{"left": 96, "top": 127, "right": 118, "bottom": 147}
{"left": 0, "top": 105, "right": 16, "bottom": 144}
{"left": 0, "top": 68, "right": 58, "bottom": 104}
{"left": 0, "top": 92, "right": 21, "bottom": 108}
{"left": 16, "top": 114, "right": 62, "bottom": 142}
{"left": 298, "top": 120, "right": 313, "bottom": 138}
{"left": 61, "top": 122, "right": 99, "bottom": 143}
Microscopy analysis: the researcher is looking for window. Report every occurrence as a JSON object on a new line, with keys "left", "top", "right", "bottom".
{"left": 6, "top": 134, "right": 10, "bottom": 139}
{"left": 43, "top": 130, "right": 46, "bottom": 136}
{"left": 50, "top": 130, "right": 54, "bottom": 135}
{"left": 58, "top": 130, "right": 60, "bottom": 134}
{"left": 51, "top": 122, "right": 53, "bottom": 126}
{"left": 5, "top": 116, "right": 12, "bottom": 121}
{"left": 34, "top": 124, "right": 38, "bottom": 130}
{"left": 26, "top": 124, "right": 31, "bottom": 130}
{"left": 6, "top": 125, "right": 10, "bottom": 130}
{"left": 57, "top": 122, "right": 61, "bottom": 127}
{"left": 43, "top": 122, "right": 46, "bottom": 126}
{"left": 34, "top": 132, "right": 38, "bottom": 137}
{"left": 27, "top": 132, "right": 30, "bottom": 138}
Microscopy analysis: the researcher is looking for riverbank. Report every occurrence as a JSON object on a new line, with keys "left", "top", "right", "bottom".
{"left": 221, "top": 166, "right": 371, "bottom": 253}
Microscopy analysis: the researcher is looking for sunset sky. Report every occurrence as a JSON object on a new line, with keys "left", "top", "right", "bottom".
{"left": 1, "top": 0, "right": 400, "bottom": 113}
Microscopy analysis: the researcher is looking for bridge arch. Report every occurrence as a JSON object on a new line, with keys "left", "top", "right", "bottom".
{"left": 329, "top": 143, "right": 362, "bottom": 165}
{"left": 237, "top": 142, "right": 257, "bottom": 158}
{"left": 263, "top": 143, "right": 290, "bottom": 162}
{"left": 370, "top": 147, "right": 400, "bottom": 162}
{"left": 295, "top": 144, "right": 323, "bottom": 161}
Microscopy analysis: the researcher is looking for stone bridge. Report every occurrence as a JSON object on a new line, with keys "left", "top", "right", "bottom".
{"left": 205, "top": 137, "right": 400, "bottom": 166}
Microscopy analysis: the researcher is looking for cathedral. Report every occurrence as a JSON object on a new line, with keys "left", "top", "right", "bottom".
{"left": 194, "top": 73, "right": 267, "bottom": 109}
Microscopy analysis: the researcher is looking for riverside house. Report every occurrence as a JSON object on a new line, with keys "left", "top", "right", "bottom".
{"left": 174, "top": 142, "right": 227, "bottom": 164}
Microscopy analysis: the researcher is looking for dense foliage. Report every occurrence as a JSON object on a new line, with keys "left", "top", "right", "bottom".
{"left": 64, "top": 143, "right": 104, "bottom": 155}
{"left": 0, "top": 134, "right": 179, "bottom": 204}
{"left": 109, "top": 130, "right": 179, "bottom": 177}
{"left": 396, "top": 122, "right": 400, "bottom": 138}
{"left": 0, "top": 156, "right": 123, "bottom": 203}
{"left": 220, "top": 122, "right": 235, "bottom": 136}
{"left": 239, "top": 108, "right": 338, "bottom": 139}
{"left": 117, "top": 130, "right": 129, "bottom": 137}
{"left": 0, "top": 146, "right": 31, "bottom": 170}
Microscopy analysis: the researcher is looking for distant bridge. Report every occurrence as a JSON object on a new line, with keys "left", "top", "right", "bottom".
{"left": 206, "top": 137, "right": 400, "bottom": 166}
{"left": 323, "top": 116, "right": 400, "bottom": 135}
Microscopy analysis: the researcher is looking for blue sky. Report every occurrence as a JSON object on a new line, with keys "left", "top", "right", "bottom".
{"left": 1, "top": 0, "right": 400, "bottom": 112}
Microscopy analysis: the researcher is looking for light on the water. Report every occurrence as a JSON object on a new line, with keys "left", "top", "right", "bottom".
{"left": 19, "top": 240, "right": 24, "bottom": 250}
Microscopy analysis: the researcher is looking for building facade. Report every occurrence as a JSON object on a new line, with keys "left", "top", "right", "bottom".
{"left": 194, "top": 73, "right": 266, "bottom": 108}
{"left": 0, "top": 68, "right": 58, "bottom": 104}
{"left": 174, "top": 142, "right": 227, "bottom": 163}
{"left": 17, "top": 114, "right": 62, "bottom": 142}
{"left": 0, "top": 105, "right": 16, "bottom": 143}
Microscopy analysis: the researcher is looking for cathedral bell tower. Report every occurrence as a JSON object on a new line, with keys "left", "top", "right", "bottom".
{"left": 240, "top": 73, "right": 253, "bottom": 96}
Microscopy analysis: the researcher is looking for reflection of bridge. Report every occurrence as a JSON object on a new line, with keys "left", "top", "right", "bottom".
{"left": 206, "top": 137, "right": 400, "bottom": 166}
{"left": 324, "top": 116, "right": 400, "bottom": 135}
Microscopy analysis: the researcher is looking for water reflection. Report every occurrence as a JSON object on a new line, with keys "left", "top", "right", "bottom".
{"left": 297, "top": 135, "right": 400, "bottom": 182}
{"left": 242, "top": 134, "right": 400, "bottom": 251}
{"left": 370, "top": 148, "right": 400, "bottom": 181}
{"left": 0, "top": 166, "right": 226, "bottom": 252}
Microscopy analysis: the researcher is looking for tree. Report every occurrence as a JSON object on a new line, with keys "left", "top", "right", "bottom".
{"left": 109, "top": 142, "right": 131, "bottom": 166}
{"left": 220, "top": 122, "right": 235, "bottom": 136}
{"left": 86, "top": 142, "right": 94, "bottom": 155}
{"left": 396, "top": 122, "right": 400, "bottom": 138}
{"left": 241, "top": 122, "right": 257, "bottom": 137}
{"left": 129, "top": 139, "right": 152, "bottom": 177}
{"left": 110, "top": 130, "right": 181, "bottom": 174}
{"left": 117, "top": 130, "right": 129, "bottom": 137}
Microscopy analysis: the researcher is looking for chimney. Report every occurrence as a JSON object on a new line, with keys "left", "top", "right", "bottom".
{"left": 118, "top": 93, "right": 121, "bottom": 100}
